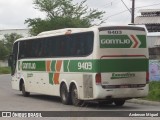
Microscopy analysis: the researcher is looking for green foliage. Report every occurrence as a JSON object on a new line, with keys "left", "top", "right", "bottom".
{"left": 0, "top": 67, "right": 10, "bottom": 74}
{"left": 0, "top": 42, "right": 9, "bottom": 60}
{"left": 145, "top": 81, "right": 160, "bottom": 101}
{"left": 0, "top": 33, "right": 23, "bottom": 60}
{"left": 25, "top": 0, "right": 105, "bottom": 35}
{"left": 3, "top": 33, "right": 23, "bottom": 53}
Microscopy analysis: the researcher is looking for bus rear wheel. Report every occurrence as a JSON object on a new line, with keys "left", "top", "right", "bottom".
{"left": 71, "top": 84, "right": 83, "bottom": 106}
{"left": 114, "top": 99, "right": 125, "bottom": 106}
{"left": 60, "top": 83, "right": 70, "bottom": 105}
{"left": 21, "top": 82, "right": 30, "bottom": 97}
{"left": 98, "top": 101, "right": 113, "bottom": 105}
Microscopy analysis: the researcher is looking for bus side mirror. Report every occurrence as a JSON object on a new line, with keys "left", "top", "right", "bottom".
{"left": 8, "top": 54, "right": 13, "bottom": 67}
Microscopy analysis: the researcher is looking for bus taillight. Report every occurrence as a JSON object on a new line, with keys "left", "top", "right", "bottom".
{"left": 146, "top": 72, "right": 149, "bottom": 84}
{"left": 96, "top": 73, "right": 101, "bottom": 85}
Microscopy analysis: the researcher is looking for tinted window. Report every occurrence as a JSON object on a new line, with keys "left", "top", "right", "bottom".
{"left": 18, "top": 31, "right": 94, "bottom": 59}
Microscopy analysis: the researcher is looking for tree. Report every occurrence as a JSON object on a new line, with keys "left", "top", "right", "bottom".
{"left": 3, "top": 33, "right": 23, "bottom": 53}
{"left": 25, "top": 0, "right": 105, "bottom": 35}
{"left": 0, "top": 33, "right": 23, "bottom": 60}
{"left": 0, "top": 41, "right": 8, "bottom": 60}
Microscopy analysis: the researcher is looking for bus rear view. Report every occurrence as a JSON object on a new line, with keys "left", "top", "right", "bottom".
{"left": 94, "top": 26, "right": 149, "bottom": 106}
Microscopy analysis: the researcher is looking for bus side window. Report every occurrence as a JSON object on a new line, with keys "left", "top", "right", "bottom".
{"left": 69, "top": 38, "right": 75, "bottom": 56}
{"left": 59, "top": 39, "right": 66, "bottom": 56}
{"left": 38, "top": 40, "right": 43, "bottom": 57}
{"left": 31, "top": 40, "right": 37, "bottom": 58}
{"left": 18, "top": 41, "right": 25, "bottom": 59}
{"left": 43, "top": 38, "right": 48, "bottom": 57}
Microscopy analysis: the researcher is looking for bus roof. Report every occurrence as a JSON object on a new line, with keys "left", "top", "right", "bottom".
{"left": 14, "top": 25, "right": 146, "bottom": 43}
{"left": 37, "top": 28, "right": 94, "bottom": 36}
{"left": 14, "top": 27, "right": 97, "bottom": 43}
{"left": 37, "top": 25, "right": 143, "bottom": 36}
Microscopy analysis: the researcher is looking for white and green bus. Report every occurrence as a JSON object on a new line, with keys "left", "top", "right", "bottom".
{"left": 9, "top": 25, "right": 149, "bottom": 106}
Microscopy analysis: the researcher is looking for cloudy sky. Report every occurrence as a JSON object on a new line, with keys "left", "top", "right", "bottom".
{"left": 0, "top": 0, "right": 159, "bottom": 29}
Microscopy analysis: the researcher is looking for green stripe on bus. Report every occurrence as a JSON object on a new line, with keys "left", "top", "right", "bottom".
{"left": 100, "top": 59, "right": 148, "bottom": 72}
{"left": 63, "top": 60, "right": 69, "bottom": 72}
{"left": 51, "top": 61, "right": 56, "bottom": 71}
{"left": 49, "top": 73, "right": 54, "bottom": 85}
{"left": 63, "top": 59, "right": 148, "bottom": 72}
{"left": 63, "top": 60, "right": 94, "bottom": 72}
{"left": 137, "top": 35, "right": 146, "bottom": 48}
{"left": 21, "top": 59, "right": 148, "bottom": 73}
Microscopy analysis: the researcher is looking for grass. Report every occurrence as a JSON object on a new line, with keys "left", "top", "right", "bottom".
{"left": 144, "top": 81, "right": 160, "bottom": 102}
{"left": 0, "top": 67, "right": 11, "bottom": 74}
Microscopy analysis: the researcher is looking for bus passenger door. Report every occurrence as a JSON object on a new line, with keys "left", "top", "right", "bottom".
{"left": 10, "top": 42, "right": 20, "bottom": 90}
{"left": 10, "top": 42, "right": 18, "bottom": 76}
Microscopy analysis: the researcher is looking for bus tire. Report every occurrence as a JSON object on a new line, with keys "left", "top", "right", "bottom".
{"left": 60, "top": 83, "right": 70, "bottom": 105}
{"left": 71, "top": 84, "right": 83, "bottom": 106}
{"left": 98, "top": 101, "right": 113, "bottom": 105}
{"left": 21, "top": 82, "right": 30, "bottom": 97}
{"left": 114, "top": 99, "right": 125, "bottom": 106}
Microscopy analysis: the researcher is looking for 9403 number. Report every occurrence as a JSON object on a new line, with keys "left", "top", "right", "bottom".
{"left": 78, "top": 62, "right": 92, "bottom": 70}
{"left": 108, "top": 30, "right": 122, "bottom": 35}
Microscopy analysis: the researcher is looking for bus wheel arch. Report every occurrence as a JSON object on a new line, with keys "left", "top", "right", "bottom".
{"left": 19, "top": 79, "right": 30, "bottom": 97}
{"left": 60, "top": 82, "right": 71, "bottom": 105}
{"left": 69, "top": 82, "right": 83, "bottom": 106}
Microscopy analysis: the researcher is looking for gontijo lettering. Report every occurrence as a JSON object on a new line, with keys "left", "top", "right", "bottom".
{"left": 22, "top": 63, "right": 36, "bottom": 70}
{"left": 101, "top": 39, "right": 131, "bottom": 45}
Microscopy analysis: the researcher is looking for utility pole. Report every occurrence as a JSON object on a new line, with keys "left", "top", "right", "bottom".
{"left": 131, "top": 0, "right": 135, "bottom": 23}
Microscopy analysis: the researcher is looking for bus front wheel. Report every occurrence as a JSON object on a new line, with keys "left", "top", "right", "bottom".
{"left": 114, "top": 99, "right": 125, "bottom": 106}
{"left": 71, "top": 84, "right": 83, "bottom": 106}
{"left": 60, "top": 83, "right": 70, "bottom": 105}
{"left": 21, "top": 82, "right": 30, "bottom": 97}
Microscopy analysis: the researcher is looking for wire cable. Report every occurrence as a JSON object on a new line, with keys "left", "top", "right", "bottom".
{"left": 100, "top": 0, "right": 120, "bottom": 8}
{"left": 101, "top": 2, "right": 160, "bottom": 22}
{"left": 120, "top": 0, "right": 131, "bottom": 14}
